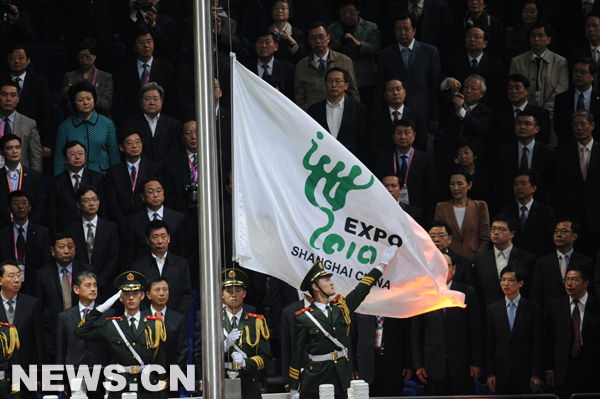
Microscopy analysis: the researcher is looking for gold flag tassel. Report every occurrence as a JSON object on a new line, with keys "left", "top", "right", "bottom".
{"left": 145, "top": 320, "right": 166, "bottom": 358}
{"left": 336, "top": 297, "right": 351, "bottom": 336}
{"left": 0, "top": 327, "right": 20, "bottom": 359}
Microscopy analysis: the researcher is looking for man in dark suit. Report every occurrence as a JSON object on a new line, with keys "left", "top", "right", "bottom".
{"left": 307, "top": 67, "right": 368, "bottom": 164}
{"left": 56, "top": 271, "right": 114, "bottom": 399}
{"left": 499, "top": 169, "right": 557, "bottom": 259}
{"left": 412, "top": 252, "right": 481, "bottom": 395}
{"left": 105, "top": 128, "right": 161, "bottom": 233}
{"left": 114, "top": 29, "right": 177, "bottom": 127}
{"left": 473, "top": 214, "right": 536, "bottom": 306}
{"left": 375, "top": 119, "right": 437, "bottom": 223}
{"left": 531, "top": 219, "right": 594, "bottom": 311}
{"left": 485, "top": 265, "right": 543, "bottom": 394}
{"left": 65, "top": 186, "right": 119, "bottom": 302}
{"left": 0, "top": 134, "right": 45, "bottom": 226}
{"left": 497, "top": 74, "right": 552, "bottom": 147}
{"left": 555, "top": 57, "right": 600, "bottom": 148}
{"left": 373, "top": 316, "right": 412, "bottom": 396}
{"left": 125, "top": 82, "right": 181, "bottom": 163}
{"left": 142, "top": 276, "right": 189, "bottom": 397}
{"left": 428, "top": 220, "right": 474, "bottom": 286}
{"left": 496, "top": 112, "right": 556, "bottom": 209}
{"left": 555, "top": 109, "right": 600, "bottom": 258}
{"left": 131, "top": 220, "right": 192, "bottom": 316}
{"left": 544, "top": 265, "right": 600, "bottom": 399}
{"left": 569, "top": 14, "right": 600, "bottom": 71}
{"left": 6, "top": 44, "right": 53, "bottom": 157}
{"left": 48, "top": 140, "right": 106, "bottom": 234}
{"left": 248, "top": 32, "right": 295, "bottom": 101}
{"left": 375, "top": 12, "right": 442, "bottom": 132}
{"left": 0, "top": 190, "right": 51, "bottom": 297}
{"left": 0, "top": 261, "right": 43, "bottom": 399}
{"left": 35, "top": 232, "right": 94, "bottom": 363}
{"left": 556, "top": 1, "right": 600, "bottom": 57}
{"left": 369, "top": 78, "right": 427, "bottom": 162}
{"left": 381, "top": 173, "right": 423, "bottom": 227}
{"left": 281, "top": 296, "right": 310, "bottom": 391}
{"left": 124, "top": 179, "right": 187, "bottom": 266}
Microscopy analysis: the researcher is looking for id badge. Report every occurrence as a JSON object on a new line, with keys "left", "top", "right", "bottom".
{"left": 375, "top": 326, "right": 383, "bottom": 347}
{"left": 535, "top": 90, "right": 541, "bottom": 103}
{"left": 399, "top": 184, "right": 409, "bottom": 205}
{"left": 18, "top": 263, "right": 24, "bottom": 282}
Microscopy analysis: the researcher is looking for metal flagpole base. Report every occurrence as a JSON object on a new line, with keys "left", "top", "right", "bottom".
{"left": 223, "top": 378, "right": 241, "bottom": 399}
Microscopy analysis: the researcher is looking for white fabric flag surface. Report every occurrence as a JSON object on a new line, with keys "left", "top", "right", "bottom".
{"left": 232, "top": 60, "right": 465, "bottom": 318}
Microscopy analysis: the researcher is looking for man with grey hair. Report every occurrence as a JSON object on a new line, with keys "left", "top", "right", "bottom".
{"left": 56, "top": 271, "right": 115, "bottom": 399}
{"left": 556, "top": 109, "right": 600, "bottom": 257}
{"left": 124, "top": 82, "right": 181, "bottom": 163}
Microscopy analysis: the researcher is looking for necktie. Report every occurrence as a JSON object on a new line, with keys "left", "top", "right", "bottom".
{"left": 152, "top": 212, "right": 158, "bottom": 221}
{"left": 140, "top": 63, "right": 149, "bottom": 85}
{"left": 6, "top": 299, "right": 13, "bottom": 324}
{"left": 317, "top": 59, "right": 325, "bottom": 76}
{"left": 130, "top": 317, "right": 136, "bottom": 336}
{"left": 16, "top": 226, "right": 25, "bottom": 262}
{"left": 86, "top": 223, "right": 94, "bottom": 264}
{"left": 190, "top": 154, "right": 197, "bottom": 182}
{"left": 572, "top": 299, "right": 581, "bottom": 356}
{"left": 82, "top": 308, "right": 90, "bottom": 321}
{"left": 399, "top": 155, "right": 408, "bottom": 184}
{"left": 520, "top": 205, "right": 527, "bottom": 231}
{"left": 535, "top": 57, "right": 542, "bottom": 91}
{"left": 514, "top": 108, "right": 522, "bottom": 120}
{"left": 508, "top": 301, "right": 515, "bottom": 331}
{"left": 3, "top": 117, "right": 10, "bottom": 136}
{"left": 577, "top": 92, "right": 585, "bottom": 110}
{"left": 471, "top": 58, "right": 478, "bottom": 73}
{"left": 584, "top": 1, "right": 592, "bottom": 17}
{"left": 327, "top": 304, "right": 333, "bottom": 323}
{"left": 375, "top": 316, "right": 384, "bottom": 347}
{"left": 401, "top": 48, "right": 411, "bottom": 68}
{"left": 392, "top": 111, "right": 399, "bottom": 122}
{"left": 155, "top": 311, "right": 163, "bottom": 318}
{"left": 411, "top": 5, "right": 421, "bottom": 20}
{"left": 61, "top": 268, "right": 71, "bottom": 310}
{"left": 560, "top": 254, "right": 567, "bottom": 279}
{"left": 231, "top": 316, "right": 237, "bottom": 329}
{"left": 261, "top": 64, "right": 270, "bottom": 79}
{"left": 520, "top": 147, "right": 529, "bottom": 169}
{"left": 13, "top": 77, "right": 21, "bottom": 95}
{"left": 130, "top": 165, "right": 136, "bottom": 187}
{"left": 580, "top": 147, "right": 589, "bottom": 181}
{"left": 73, "top": 174, "right": 80, "bottom": 193}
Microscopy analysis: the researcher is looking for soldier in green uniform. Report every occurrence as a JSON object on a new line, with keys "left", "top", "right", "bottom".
{"left": 75, "top": 271, "right": 168, "bottom": 399}
{"left": 289, "top": 245, "right": 399, "bottom": 399}
{"left": 221, "top": 268, "right": 272, "bottom": 399}
{"left": 0, "top": 320, "right": 19, "bottom": 399}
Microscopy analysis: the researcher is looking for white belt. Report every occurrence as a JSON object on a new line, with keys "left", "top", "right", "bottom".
{"left": 117, "top": 365, "right": 148, "bottom": 374}
{"left": 309, "top": 348, "right": 348, "bottom": 362}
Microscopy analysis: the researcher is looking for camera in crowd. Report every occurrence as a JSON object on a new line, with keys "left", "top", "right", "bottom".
{"left": 186, "top": 182, "right": 199, "bottom": 207}
{"left": 132, "top": 0, "right": 153, "bottom": 12}
{"left": 1, "top": 0, "right": 16, "bottom": 15}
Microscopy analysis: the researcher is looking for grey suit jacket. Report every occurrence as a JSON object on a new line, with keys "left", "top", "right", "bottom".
{"left": 60, "top": 68, "right": 114, "bottom": 117}
{"left": 14, "top": 111, "right": 43, "bottom": 172}
{"left": 509, "top": 50, "right": 568, "bottom": 118}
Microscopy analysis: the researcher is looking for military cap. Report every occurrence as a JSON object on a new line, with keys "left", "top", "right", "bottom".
{"left": 114, "top": 271, "right": 147, "bottom": 291}
{"left": 300, "top": 260, "right": 332, "bottom": 291}
{"left": 222, "top": 268, "right": 249, "bottom": 289}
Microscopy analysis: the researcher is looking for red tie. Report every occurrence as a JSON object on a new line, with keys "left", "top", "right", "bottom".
{"left": 392, "top": 111, "right": 399, "bottom": 122}
{"left": 156, "top": 311, "right": 163, "bottom": 318}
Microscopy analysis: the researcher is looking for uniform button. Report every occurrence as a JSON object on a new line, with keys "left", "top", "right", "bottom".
{"left": 333, "top": 327, "right": 336, "bottom": 330}
{"left": 132, "top": 343, "right": 136, "bottom": 346}
{"left": 334, "top": 361, "right": 337, "bottom": 364}
{"left": 346, "top": 358, "right": 349, "bottom": 362}
{"left": 118, "top": 341, "right": 121, "bottom": 344}
{"left": 134, "top": 378, "right": 137, "bottom": 382}
{"left": 316, "top": 330, "right": 319, "bottom": 333}
{"left": 310, "top": 367, "right": 313, "bottom": 370}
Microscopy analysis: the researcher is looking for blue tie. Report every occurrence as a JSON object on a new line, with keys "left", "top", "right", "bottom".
{"left": 401, "top": 48, "right": 411, "bottom": 68}
{"left": 153, "top": 212, "right": 158, "bottom": 221}
{"left": 577, "top": 92, "right": 585, "bottom": 110}
{"left": 190, "top": 154, "right": 197, "bottom": 182}
{"left": 14, "top": 77, "right": 21, "bottom": 95}
{"left": 399, "top": 155, "right": 408, "bottom": 184}
{"left": 508, "top": 301, "right": 515, "bottom": 331}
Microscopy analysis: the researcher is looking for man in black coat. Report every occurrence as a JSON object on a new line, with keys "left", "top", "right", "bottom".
{"left": 428, "top": 220, "right": 474, "bottom": 286}
{"left": 531, "top": 218, "right": 594, "bottom": 311}
{"left": 473, "top": 214, "right": 536, "bottom": 306}
{"left": 375, "top": 119, "right": 437, "bottom": 223}
{"left": 280, "top": 297, "right": 310, "bottom": 391}
{"left": 496, "top": 112, "right": 556, "bottom": 209}
{"left": 125, "top": 82, "right": 181, "bottom": 163}
{"left": 48, "top": 140, "right": 106, "bottom": 234}
{"left": 35, "top": 232, "right": 94, "bottom": 363}
{"left": 307, "top": 67, "right": 369, "bottom": 164}
{"left": 381, "top": 173, "right": 423, "bottom": 227}
{"left": 496, "top": 74, "right": 551, "bottom": 146}
{"left": 56, "top": 271, "right": 114, "bottom": 399}
{"left": 105, "top": 128, "right": 161, "bottom": 233}
{"left": 131, "top": 220, "right": 192, "bottom": 316}
{"left": 247, "top": 32, "right": 295, "bottom": 101}
{"left": 0, "top": 261, "right": 43, "bottom": 399}
{"left": 0, "top": 134, "right": 45, "bottom": 226}
{"left": 0, "top": 190, "right": 51, "bottom": 297}
{"left": 544, "top": 265, "right": 600, "bottom": 399}
{"left": 569, "top": 14, "right": 600, "bottom": 71}
{"left": 64, "top": 186, "right": 120, "bottom": 302}
{"left": 554, "top": 57, "right": 600, "bottom": 148}
{"left": 412, "top": 253, "right": 481, "bottom": 395}
{"left": 485, "top": 265, "right": 543, "bottom": 395}
{"left": 499, "top": 169, "right": 556, "bottom": 259}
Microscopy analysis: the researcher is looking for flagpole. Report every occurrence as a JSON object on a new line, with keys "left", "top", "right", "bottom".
{"left": 193, "top": 0, "right": 223, "bottom": 398}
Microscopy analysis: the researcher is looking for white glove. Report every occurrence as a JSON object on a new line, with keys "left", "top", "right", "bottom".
{"left": 231, "top": 351, "right": 246, "bottom": 368}
{"left": 224, "top": 328, "right": 241, "bottom": 350}
{"left": 379, "top": 245, "right": 399, "bottom": 266}
{"left": 290, "top": 389, "right": 299, "bottom": 399}
{"left": 97, "top": 290, "right": 122, "bottom": 313}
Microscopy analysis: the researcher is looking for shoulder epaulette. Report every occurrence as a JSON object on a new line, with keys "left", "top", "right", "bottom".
{"left": 247, "top": 313, "right": 264, "bottom": 319}
{"left": 0, "top": 322, "right": 15, "bottom": 328}
{"left": 146, "top": 315, "right": 162, "bottom": 320}
{"left": 106, "top": 316, "right": 122, "bottom": 321}
{"left": 332, "top": 294, "right": 342, "bottom": 303}
{"left": 295, "top": 306, "right": 310, "bottom": 316}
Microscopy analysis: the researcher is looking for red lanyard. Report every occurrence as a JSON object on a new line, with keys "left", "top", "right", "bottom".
{"left": 6, "top": 166, "right": 23, "bottom": 192}
{"left": 393, "top": 150, "right": 414, "bottom": 183}
{"left": 131, "top": 165, "right": 140, "bottom": 193}
{"left": 79, "top": 68, "right": 98, "bottom": 85}
{"left": 188, "top": 156, "right": 197, "bottom": 181}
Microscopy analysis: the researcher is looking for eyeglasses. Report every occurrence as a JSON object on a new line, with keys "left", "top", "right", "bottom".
{"left": 10, "top": 200, "right": 29, "bottom": 207}
{"left": 308, "top": 34, "right": 328, "bottom": 42}
{"left": 272, "top": 6, "right": 289, "bottom": 11}
{"left": 136, "top": 39, "right": 154, "bottom": 45}
{"left": 573, "top": 68, "right": 591, "bottom": 75}
{"left": 500, "top": 278, "right": 517, "bottom": 284}
{"left": 554, "top": 229, "right": 573, "bottom": 234}
{"left": 572, "top": 121, "right": 590, "bottom": 128}
{"left": 564, "top": 277, "right": 581, "bottom": 283}
{"left": 326, "top": 79, "right": 345, "bottom": 84}
{"left": 124, "top": 140, "right": 141, "bottom": 147}
{"left": 81, "top": 197, "right": 99, "bottom": 204}
{"left": 77, "top": 54, "right": 94, "bottom": 60}
{"left": 67, "top": 151, "right": 85, "bottom": 158}
{"left": 429, "top": 233, "right": 448, "bottom": 239}
{"left": 490, "top": 227, "right": 508, "bottom": 233}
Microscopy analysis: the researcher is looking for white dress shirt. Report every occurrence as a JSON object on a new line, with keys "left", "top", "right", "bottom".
{"left": 144, "top": 113, "right": 161, "bottom": 137}
{"left": 494, "top": 245, "right": 513, "bottom": 277}
{"left": 126, "top": 311, "right": 141, "bottom": 329}
{"left": 69, "top": 169, "right": 84, "bottom": 189}
{"left": 147, "top": 205, "right": 164, "bottom": 221}
{"left": 257, "top": 57, "right": 275, "bottom": 78}
{"left": 152, "top": 251, "right": 167, "bottom": 275}
{"left": 137, "top": 58, "right": 154, "bottom": 80}
{"left": 326, "top": 96, "right": 345, "bottom": 138}
{"left": 82, "top": 215, "right": 98, "bottom": 241}
{"left": 517, "top": 139, "right": 535, "bottom": 169}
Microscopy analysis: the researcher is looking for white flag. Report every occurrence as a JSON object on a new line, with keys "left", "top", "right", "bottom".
{"left": 232, "top": 60, "right": 464, "bottom": 317}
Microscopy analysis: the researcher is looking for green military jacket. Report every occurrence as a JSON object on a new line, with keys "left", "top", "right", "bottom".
{"left": 289, "top": 267, "right": 383, "bottom": 395}
{"left": 0, "top": 322, "right": 19, "bottom": 399}
{"left": 223, "top": 309, "right": 272, "bottom": 399}
{"left": 75, "top": 309, "right": 168, "bottom": 399}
